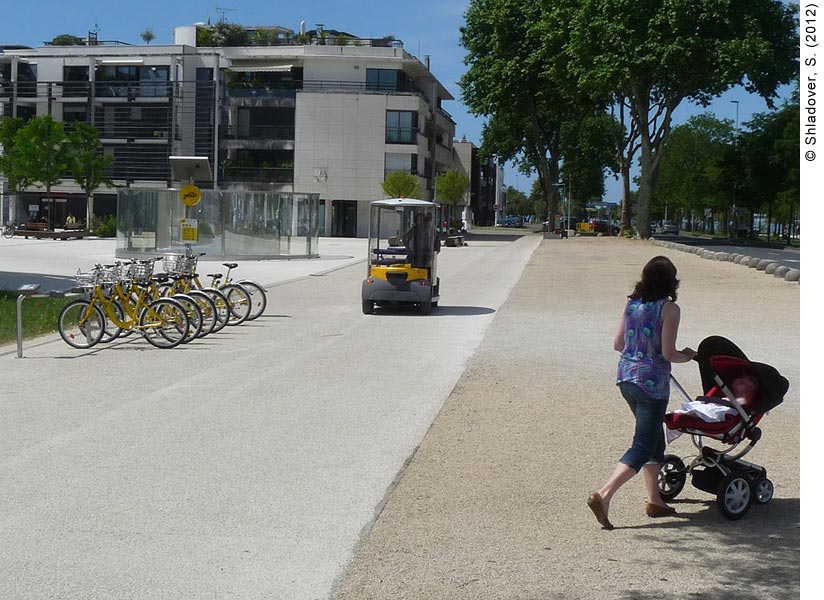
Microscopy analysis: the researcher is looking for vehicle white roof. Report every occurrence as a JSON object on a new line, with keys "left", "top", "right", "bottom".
{"left": 370, "top": 198, "right": 436, "bottom": 208}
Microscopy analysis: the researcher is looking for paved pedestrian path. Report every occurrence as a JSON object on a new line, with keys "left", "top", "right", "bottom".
{"left": 335, "top": 236, "right": 802, "bottom": 599}
{"left": 0, "top": 234, "right": 805, "bottom": 598}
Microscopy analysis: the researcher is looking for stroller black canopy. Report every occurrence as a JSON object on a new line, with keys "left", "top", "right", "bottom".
{"left": 696, "top": 336, "right": 789, "bottom": 413}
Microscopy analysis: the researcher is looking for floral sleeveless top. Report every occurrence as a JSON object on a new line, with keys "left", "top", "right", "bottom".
{"left": 616, "top": 299, "right": 671, "bottom": 400}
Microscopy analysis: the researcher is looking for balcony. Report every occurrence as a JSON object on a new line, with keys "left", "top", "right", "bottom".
{"left": 94, "top": 81, "right": 173, "bottom": 100}
{"left": 0, "top": 80, "right": 173, "bottom": 101}
{"left": 221, "top": 166, "right": 293, "bottom": 184}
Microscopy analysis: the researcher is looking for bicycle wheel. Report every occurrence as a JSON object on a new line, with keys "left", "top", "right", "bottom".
{"left": 58, "top": 300, "right": 106, "bottom": 349}
{"left": 239, "top": 280, "right": 267, "bottom": 320}
{"left": 172, "top": 293, "right": 204, "bottom": 343}
{"left": 3, "top": 225, "right": 14, "bottom": 239}
{"left": 187, "top": 290, "right": 217, "bottom": 338}
{"left": 221, "top": 283, "right": 251, "bottom": 325}
{"left": 201, "top": 287, "right": 229, "bottom": 333}
{"left": 140, "top": 297, "right": 190, "bottom": 349}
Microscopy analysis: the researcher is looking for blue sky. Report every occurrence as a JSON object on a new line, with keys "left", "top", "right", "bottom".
{"left": 0, "top": 0, "right": 798, "bottom": 201}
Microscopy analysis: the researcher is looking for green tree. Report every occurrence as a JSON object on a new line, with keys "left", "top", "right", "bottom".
{"left": 13, "top": 116, "right": 73, "bottom": 229}
{"left": 740, "top": 98, "right": 800, "bottom": 241}
{"left": 68, "top": 122, "right": 115, "bottom": 226}
{"left": 560, "top": 112, "right": 617, "bottom": 207}
{"left": 653, "top": 114, "right": 734, "bottom": 231}
{"left": 461, "top": 0, "right": 584, "bottom": 230}
{"left": 0, "top": 117, "right": 30, "bottom": 225}
{"left": 140, "top": 29, "right": 155, "bottom": 44}
{"left": 213, "top": 22, "right": 250, "bottom": 46}
{"left": 504, "top": 186, "right": 532, "bottom": 217}
{"left": 50, "top": 34, "right": 83, "bottom": 46}
{"left": 436, "top": 169, "right": 470, "bottom": 226}
{"left": 568, "top": 0, "right": 798, "bottom": 238}
{"left": 382, "top": 171, "right": 422, "bottom": 199}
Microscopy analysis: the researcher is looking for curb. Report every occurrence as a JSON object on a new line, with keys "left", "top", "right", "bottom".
{"left": 649, "top": 238, "right": 800, "bottom": 283}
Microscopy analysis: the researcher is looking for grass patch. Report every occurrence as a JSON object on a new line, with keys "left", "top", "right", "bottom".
{"left": 0, "top": 291, "right": 73, "bottom": 345}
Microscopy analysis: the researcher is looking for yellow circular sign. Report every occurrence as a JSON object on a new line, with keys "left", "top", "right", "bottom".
{"left": 180, "top": 184, "right": 202, "bottom": 207}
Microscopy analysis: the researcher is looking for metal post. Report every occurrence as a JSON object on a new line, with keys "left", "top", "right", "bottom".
{"left": 15, "top": 283, "right": 40, "bottom": 358}
{"left": 731, "top": 99, "right": 740, "bottom": 238}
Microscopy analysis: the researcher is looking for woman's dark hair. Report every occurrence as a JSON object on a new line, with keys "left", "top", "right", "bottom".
{"left": 629, "top": 256, "right": 679, "bottom": 302}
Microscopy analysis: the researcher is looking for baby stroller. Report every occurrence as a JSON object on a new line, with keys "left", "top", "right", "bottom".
{"left": 657, "top": 336, "right": 790, "bottom": 520}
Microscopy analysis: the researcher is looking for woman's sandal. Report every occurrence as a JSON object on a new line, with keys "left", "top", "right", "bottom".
{"left": 645, "top": 503, "right": 677, "bottom": 518}
{"left": 587, "top": 491, "right": 614, "bottom": 530}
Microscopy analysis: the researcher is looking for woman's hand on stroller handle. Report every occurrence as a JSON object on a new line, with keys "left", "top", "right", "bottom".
{"left": 682, "top": 347, "right": 698, "bottom": 361}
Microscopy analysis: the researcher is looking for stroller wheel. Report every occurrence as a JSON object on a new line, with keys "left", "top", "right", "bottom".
{"left": 754, "top": 478, "right": 774, "bottom": 504}
{"left": 658, "top": 455, "right": 687, "bottom": 500}
{"left": 717, "top": 474, "right": 753, "bottom": 520}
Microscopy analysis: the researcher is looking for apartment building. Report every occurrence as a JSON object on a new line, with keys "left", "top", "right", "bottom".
{"left": 0, "top": 23, "right": 471, "bottom": 237}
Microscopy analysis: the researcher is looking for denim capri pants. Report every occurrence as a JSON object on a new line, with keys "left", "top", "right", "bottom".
{"left": 618, "top": 381, "right": 668, "bottom": 472}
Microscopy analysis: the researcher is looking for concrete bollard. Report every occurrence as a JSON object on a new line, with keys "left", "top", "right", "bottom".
{"left": 756, "top": 259, "right": 772, "bottom": 271}
{"left": 765, "top": 262, "right": 779, "bottom": 274}
{"left": 748, "top": 257, "right": 762, "bottom": 268}
{"left": 774, "top": 265, "right": 790, "bottom": 278}
{"left": 786, "top": 269, "right": 800, "bottom": 282}
{"left": 714, "top": 252, "right": 730, "bottom": 261}
{"left": 737, "top": 255, "right": 751, "bottom": 264}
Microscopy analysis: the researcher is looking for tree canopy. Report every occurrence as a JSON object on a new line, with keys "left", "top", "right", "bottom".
{"left": 567, "top": 0, "right": 798, "bottom": 237}
{"left": 382, "top": 171, "right": 422, "bottom": 199}
{"left": 436, "top": 169, "right": 470, "bottom": 205}
{"left": 461, "top": 0, "right": 798, "bottom": 237}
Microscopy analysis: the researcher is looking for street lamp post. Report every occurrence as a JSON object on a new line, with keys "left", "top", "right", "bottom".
{"left": 731, "top": 99, "right": 740, "bottom": 239}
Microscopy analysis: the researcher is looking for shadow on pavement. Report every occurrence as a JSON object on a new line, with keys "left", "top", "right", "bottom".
{"left": 370, "top": 305, "right": 496, "bottom": 317}
{"left": 0, "top": 271, "right": 77, "bottom": 293}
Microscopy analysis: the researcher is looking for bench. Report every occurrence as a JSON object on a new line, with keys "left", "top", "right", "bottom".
{"left": 14, "top": 228, "right": 90, "bottom": 240}
{"left": 63, "top": 222, "right": 86, "bottom": 230}
{"left": 445, "top": 235, "right": 465, "bottom": 247}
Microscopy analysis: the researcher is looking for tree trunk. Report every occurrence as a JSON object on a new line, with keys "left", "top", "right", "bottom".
{"left": 8, "top": 192, "right": 18, "bottom": 225}
{"left": 85, "top": 190, "right": 94, "bottom": 228}
{"left": 620, "top": 163, "right": 632, "bottom": 232}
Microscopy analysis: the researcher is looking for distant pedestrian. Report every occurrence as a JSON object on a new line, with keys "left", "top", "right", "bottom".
{"left": 587, "top": 256, "right": 697, "bottom": 530}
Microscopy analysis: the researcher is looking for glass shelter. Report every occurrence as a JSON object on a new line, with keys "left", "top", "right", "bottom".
{"left": 115, "top": 188, "right": 320, "bottom": 259}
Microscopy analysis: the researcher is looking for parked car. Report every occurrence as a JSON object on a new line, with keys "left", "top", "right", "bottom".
{"left": 559, "top": 217, "right": 581, "bottom": 230}
{"left": 496, "top": 216, "right": 524, "bottom": 228}
{"left": 589, "top": 219, "right": 619, "bottom": 235}
{"left": 660, "top": 221, "right": 679, "bottom": 235}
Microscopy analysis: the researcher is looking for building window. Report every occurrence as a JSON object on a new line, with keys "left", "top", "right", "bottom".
{"left": 386, "top": 111, "right": 417, "bottom": 144}
{"left": 366, "top": 68, "right": 402, "bottom": 92}
{"left": 385, "top": 153, "right": 418, "bottom": 175}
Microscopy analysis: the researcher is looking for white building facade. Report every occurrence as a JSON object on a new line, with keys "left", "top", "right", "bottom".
{"left": 0, "top": 24, "right": 463, "bottom": 237}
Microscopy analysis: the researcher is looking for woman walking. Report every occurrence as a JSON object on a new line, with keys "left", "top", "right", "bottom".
{"left": 587, "top": 256, "right": 696, "bottom": 530}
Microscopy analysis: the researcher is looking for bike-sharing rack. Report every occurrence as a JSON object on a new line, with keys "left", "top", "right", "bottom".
{"left": 15, "top": 284, "right": 83, "bottom": 358}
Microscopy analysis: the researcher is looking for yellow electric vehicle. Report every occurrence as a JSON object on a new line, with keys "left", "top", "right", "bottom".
{"left": 361, "top": 198, "right": 441, "bottom": 315}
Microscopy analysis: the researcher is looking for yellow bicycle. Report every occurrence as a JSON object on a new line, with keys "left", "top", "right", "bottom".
{"left": 58, "top": 261, "right": 191, "bottom": 349}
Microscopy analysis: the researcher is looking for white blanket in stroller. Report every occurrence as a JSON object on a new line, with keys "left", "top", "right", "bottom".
{"left": 666, "top": 399, "right": 739, "bottom": 444}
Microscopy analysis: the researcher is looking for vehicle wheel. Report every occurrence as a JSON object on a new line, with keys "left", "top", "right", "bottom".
{"left": 172, "top": 293, "right": 204, "bottom": 343}
{"left": 717, "top": 474, "right": 753, "bottom": 520}
{"left": 754, "top": 478, "right": 774, "bottom": 504}
{"left": 240, "top": 280, "right": 267, "bottom": 320}
{"left": 187, "top": 290, "right": 217, "bottom": 338}
{"left": 221, "top": 283, "right": 251, "bottom": 325}
{"left": 420, "top": 298, "right": 432, "bottom": 315}
{"left": 362, "top": 299, "right": 374, "bottom": 314}
{"left": 58, "top": 300, "right": 106, "bottom": 349}
{"left": 140, "top": 297, "right": 190, "bottom": 349}
{"left": 657, "top": 455, "right": 687, "bottom": 501}
{"left": 201, "top": 287, "right": 229, "bottom": 333}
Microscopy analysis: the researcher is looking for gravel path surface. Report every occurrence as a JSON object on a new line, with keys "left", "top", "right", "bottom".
{"left": 335, "top": 236, "right": 800, "bottom": 600}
